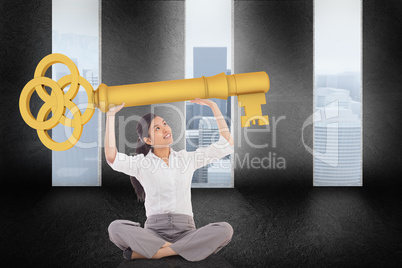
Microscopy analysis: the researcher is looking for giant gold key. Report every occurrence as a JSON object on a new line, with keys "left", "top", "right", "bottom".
{"left": 19, "top": 53, "right": 270, "bottom": 151}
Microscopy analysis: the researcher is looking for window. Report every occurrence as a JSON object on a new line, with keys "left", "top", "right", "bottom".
{"left": 52, "top": 0, "right": 100, "bottom": 186}
{"left": 185, "top": 0, "right": 234, "bottom": 188}
{"left": 313, "top": 0, "right": 362, "bottom": 186}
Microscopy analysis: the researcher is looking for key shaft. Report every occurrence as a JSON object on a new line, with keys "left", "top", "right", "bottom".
{"left": 94, "top": 72, "right": 270, "bottom": 128}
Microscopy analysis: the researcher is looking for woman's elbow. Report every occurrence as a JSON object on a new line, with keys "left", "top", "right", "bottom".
{"left": 226, "top": 135, "right": 234, "bottom": 146}
{"left": 105, "top": 149, "right": 116, "bottom": 165}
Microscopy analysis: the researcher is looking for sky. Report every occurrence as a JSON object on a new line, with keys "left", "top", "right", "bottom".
{"left": 185, "top": 0, "right": 232, "bottom": 78}
{"left": 52, "top": 0, "right": 99, "bottom": 75}
{"left": 314, "top": 0, "right": 362, "bottom": 74}
{"left": 52, "top": 0, "right": 98, "bottom": 36}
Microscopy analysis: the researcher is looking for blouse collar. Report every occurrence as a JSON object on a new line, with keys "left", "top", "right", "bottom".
{"left": 146, "top": 146, "right": 175, "bottom": 159}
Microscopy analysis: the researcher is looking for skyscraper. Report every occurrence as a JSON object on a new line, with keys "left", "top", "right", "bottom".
{"left": 314, "top": 87, "right": 362, "bottom": 186}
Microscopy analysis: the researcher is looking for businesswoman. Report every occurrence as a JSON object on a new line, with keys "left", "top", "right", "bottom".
{"left": 105, "top": 98, "right": 235, "bottom": 262}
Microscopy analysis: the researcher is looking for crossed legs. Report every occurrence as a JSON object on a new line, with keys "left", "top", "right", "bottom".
{"left": 108, "top": 219, "right": 233, "bottom": 262}
{"left": 130, "top": 241, "right": 178, "bottom": 259}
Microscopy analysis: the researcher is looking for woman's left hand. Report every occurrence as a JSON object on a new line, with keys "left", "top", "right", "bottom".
{"left": 189, "top": 98, "right": 216, "bottom": 108}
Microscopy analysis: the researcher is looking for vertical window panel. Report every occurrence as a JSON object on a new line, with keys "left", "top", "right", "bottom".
{"left": 52, "top": 0, "right": 100, "bottom": 186}
{"left": 185, "top": 0, "right": 233, "bottom": 188}
{"left": 314, "top": 0, "right": 362, "bottom": 186}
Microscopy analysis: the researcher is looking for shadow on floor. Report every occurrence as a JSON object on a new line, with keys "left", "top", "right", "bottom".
{"left": 117, "top": 254, "right": 233, "bottom": 268}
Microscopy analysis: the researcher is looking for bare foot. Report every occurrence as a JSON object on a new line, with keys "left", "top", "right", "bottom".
{"left": 129, "top": 242, "right": 174, "bottom": 259}
{"left": 162, "top": 241, "right": 173, "bottom": 248}
{"left": 151, "top": 246, "right": 178, "bottom": 259}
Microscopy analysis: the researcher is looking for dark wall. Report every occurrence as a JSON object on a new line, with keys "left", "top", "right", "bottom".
{"left": 363, "top": 0, "right": 402, "bottom": 188}
{"left": 233, "top": 0, "right": 314, "bottom": 189}
{"left": 0, "top": 0, "right": 52, "bottom": 188}
{"left": 101, "top": 0, "right": 185, "bottom": 186}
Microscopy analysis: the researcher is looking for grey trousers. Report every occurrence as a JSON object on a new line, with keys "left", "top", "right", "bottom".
{"left": 108, "top": 213, "right": 233, "bottom": 262}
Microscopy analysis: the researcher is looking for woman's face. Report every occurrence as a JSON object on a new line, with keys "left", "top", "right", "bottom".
{"left": 145, "top": 116, "right": 173, "bottom": 148}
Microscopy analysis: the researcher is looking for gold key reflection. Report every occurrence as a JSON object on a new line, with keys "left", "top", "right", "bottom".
{"left": 19, "top": 53, "right": 270, "bottom": 151}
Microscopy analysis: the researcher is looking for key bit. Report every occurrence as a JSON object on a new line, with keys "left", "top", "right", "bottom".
{"left": 238, "top": 92, "right": 269, "bottom": 127}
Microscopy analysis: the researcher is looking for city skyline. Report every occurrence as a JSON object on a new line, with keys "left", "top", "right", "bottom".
{"left": 314, "top": 72, "right": 362, "bottom": 186}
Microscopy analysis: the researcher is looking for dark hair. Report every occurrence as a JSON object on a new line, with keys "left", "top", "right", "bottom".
{"left": 130, "top": 112, "right": 157, "bottom": 202}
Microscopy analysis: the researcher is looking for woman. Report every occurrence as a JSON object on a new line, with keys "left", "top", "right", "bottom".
{"left": 105, "top": 98, "right": 235, "bottom": 262}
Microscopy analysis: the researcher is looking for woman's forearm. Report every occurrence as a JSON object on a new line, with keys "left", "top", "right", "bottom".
{"left": 105, "top": 113, "right": 117, "bottom": 164}
{"left": 210, "top": 103, "right": 234, "bottom": 146}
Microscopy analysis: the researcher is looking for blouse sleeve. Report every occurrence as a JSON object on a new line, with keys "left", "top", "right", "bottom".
{"left": 107, "top": 151, "right": 143, "bottom": 180}
{"left": 191, "top": 134, "right": 234, "bottom": 170}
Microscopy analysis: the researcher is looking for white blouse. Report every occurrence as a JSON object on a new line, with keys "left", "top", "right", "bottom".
{"left": 107, "top": 134, "right": 234, "bottom": 218}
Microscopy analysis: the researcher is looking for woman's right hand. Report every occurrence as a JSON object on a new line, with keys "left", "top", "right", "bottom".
{"left": 107, "top": 102, "right": 125, "bottom": 116}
